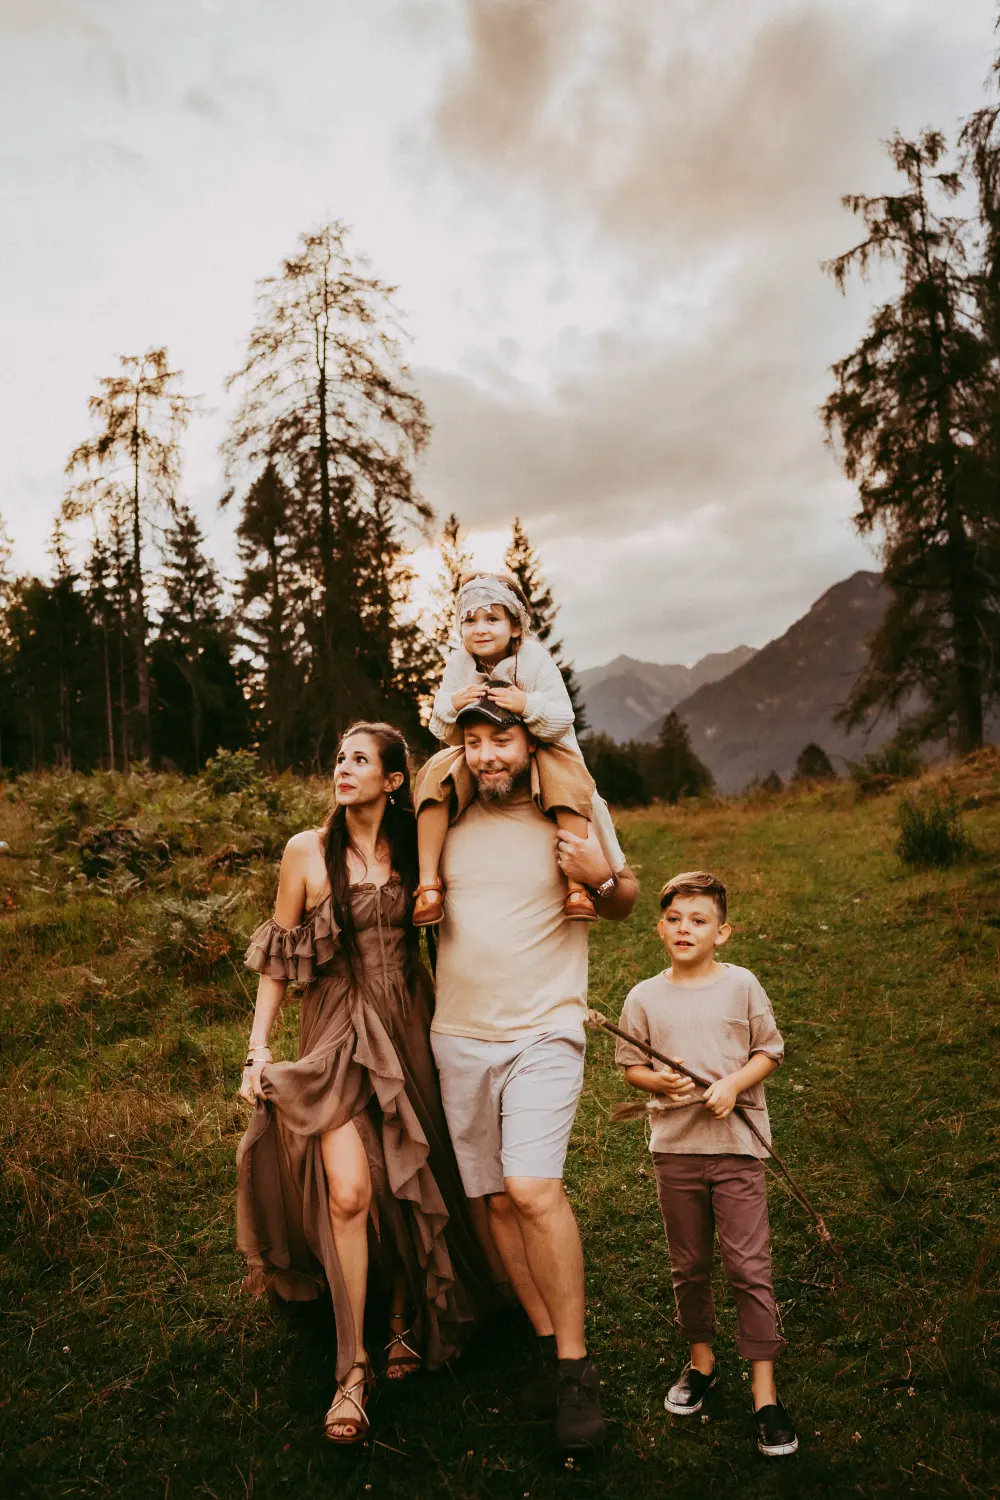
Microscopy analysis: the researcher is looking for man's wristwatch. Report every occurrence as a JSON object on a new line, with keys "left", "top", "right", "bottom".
{"left": 590, "top": 872, "right": 618, "bottom": 900}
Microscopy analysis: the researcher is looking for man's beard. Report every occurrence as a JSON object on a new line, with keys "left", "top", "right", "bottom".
{"left": 475, "top": 760, "right": 531, "bottom": 804}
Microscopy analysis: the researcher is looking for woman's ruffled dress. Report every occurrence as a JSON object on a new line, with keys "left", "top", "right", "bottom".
{"left": 236, "top": 879, "right": 494, "bottom": 1382}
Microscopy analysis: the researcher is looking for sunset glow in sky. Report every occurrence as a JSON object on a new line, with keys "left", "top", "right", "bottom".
{"left": 1, "top": 0, "right": 995, "bottom": 665}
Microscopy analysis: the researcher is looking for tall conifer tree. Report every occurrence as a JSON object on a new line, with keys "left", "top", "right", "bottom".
{"left": 63, "top": 348, "right": 195, "bottom": 761}
{"left": 823, "top": 132, "right": 999, "bottom": 751}
{"left": 504, "top": 517, "right": 587, "bottom": 728}
{"left": 224, "top": 223, "right": 431, "bottom": 764}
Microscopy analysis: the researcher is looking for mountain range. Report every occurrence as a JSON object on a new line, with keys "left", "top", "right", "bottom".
{"left": 578, "top": 571, "right": 899, "bottom": 793}
{"left": 577, "top": 647, "right": 758, "bottom": 743}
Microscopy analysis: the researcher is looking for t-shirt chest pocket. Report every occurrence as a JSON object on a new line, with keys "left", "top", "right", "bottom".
{"left": 721, "top": 1016, "right": 751, "bottom": 1069}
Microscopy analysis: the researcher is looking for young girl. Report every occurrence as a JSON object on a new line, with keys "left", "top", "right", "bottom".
{"left": 412, "top": 571, "right": 601, "bottom": 925}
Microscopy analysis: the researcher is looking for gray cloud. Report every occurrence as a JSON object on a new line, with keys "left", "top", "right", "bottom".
{"left": 414, "top": 0, "right": 994, "bottom": 664}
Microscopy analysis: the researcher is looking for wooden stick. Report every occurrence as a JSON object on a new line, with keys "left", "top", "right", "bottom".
{"left": 586, "top": 1008, "right": 837, "bottom": 1250}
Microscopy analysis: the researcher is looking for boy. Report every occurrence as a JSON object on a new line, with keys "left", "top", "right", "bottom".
{"left": 614, "top": 870, "right": 798, "bottom": 1459}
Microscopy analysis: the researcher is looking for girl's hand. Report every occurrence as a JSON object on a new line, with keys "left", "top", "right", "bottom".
{"left": 451, "top": 684, "right": 485, "bottom": 712}
{"left": 486, "top": 684, "right": 528, "bottom": 715}
{"left": 702, "top": 1075, "right": 740, "bottom": 1119}
{"left": 239, "top": 1057, "right": 270, "bottom": 1104}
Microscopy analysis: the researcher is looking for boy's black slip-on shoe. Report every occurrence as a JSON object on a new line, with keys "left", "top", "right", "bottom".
{"left": 755, "top": 1400, "right": 799, "bottom": 1457}
{"left": 664, "top": 1362, "right": 717, "bottom": 1415}
{"left": 554, "top": 1358, "right": 606, "bottom": 1453}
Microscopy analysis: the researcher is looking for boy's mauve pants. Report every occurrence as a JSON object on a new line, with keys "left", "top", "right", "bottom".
{"left": 652, "top": 1152, "right": 785, "bottom": 1361}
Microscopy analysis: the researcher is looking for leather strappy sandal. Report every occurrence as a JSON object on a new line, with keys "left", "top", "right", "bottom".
{"left": 412, "top": 882, "right": 445, "bottom": 927}
{"left": 384, "top": 1313, "right": 422, "bottom": 1381}
{"left": 323, "top": 1360, "right": 373, "bottom": 1444}
{"left": 564, "top": 887, "right": 598, "bottom": 922}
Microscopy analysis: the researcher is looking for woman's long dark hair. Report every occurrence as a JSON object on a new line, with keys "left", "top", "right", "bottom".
{"left": 322, "top": 722, "right": 420, "bottom": 989}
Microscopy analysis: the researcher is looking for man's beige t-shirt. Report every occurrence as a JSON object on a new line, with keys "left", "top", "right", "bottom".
{"left": 615, "top": 965, "right": 784, "bottom": 1157}
{"left": 432, "top": 789, "right": 625, "bottom": 1043}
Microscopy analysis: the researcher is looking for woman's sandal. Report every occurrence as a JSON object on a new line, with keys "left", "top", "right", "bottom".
{"left": 412, "top": 882, "right": 445, "bottom": 927}
{"left": 384, "top": 1313, "right": 422, "bottom": 1381}
{"left": 323, "top": 1359, "right": 373, "bottom": 1444}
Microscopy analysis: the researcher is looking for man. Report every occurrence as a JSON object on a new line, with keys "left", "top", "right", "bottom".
{"left": 429, "top": 689, "right": 639, "bottom": 1452}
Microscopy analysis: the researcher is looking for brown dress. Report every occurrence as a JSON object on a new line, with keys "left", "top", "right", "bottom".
{"left": 236, "top": 878, "right": 494, "bottom": 1383}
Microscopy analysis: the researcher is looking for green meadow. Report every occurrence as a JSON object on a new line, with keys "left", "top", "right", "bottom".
{"left": 2, "top": 757, "right": 998, "bottom": 1499}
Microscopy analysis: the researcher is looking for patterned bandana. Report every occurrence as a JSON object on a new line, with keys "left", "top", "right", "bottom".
{"left": 457, "top": 575, "right": 532, "bottom": 636}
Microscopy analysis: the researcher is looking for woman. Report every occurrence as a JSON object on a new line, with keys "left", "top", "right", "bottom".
{"left": 236, "top": 722, "right": 498, "bottom": 1443}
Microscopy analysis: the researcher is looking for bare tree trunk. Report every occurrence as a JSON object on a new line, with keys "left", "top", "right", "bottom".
{"left": 921, "top": 202, "right": 984, "bottom": 753}
{"left": 118, "top": 601, "right": 130, "bottom": 773}
{"left": 131, "top": 417, "right": 152, "bottom": 762}
{"left": 102, "top": 614, "right": 115, "bottom": 771}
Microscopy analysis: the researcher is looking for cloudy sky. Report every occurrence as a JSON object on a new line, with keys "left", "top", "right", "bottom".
{"left": 1, "top": 0, "right": 996, "bottom": 667}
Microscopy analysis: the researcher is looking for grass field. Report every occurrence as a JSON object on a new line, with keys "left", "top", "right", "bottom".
{"left": 2, "top": 756, "right": 999, "bottom": 1499}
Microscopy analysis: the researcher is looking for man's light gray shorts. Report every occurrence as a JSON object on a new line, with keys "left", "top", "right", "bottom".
{"left": 430, "top": 1029, "right": 586, "bottom": 1198}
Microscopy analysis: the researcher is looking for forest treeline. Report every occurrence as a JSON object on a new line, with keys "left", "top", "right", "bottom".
{"left": 0, "top": 227, "right": 587, "bottom": 777}
{"left": 7, "top": 50, "right": 1000, "bottom": 785}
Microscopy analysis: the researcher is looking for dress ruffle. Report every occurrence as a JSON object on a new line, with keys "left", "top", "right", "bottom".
{"left": 236, "top": 881, "right": 494, "bottom": 1383}
{"left": 244, "top": 894, "right": 340, "bottom": 983}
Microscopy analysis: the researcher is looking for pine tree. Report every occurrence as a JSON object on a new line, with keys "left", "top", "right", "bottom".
{"left": 85, "top": 534, "right": 119, "bottom": 770}
{"left": 503, "top": 517, "right": 587, "bottom": 729}
{"left": 0, "top": 513, "right": 15, "bottom": 771}
{"left": 430, "top": 513, "right": 472, "bottom": 660}
{"left": 644, "top": 711, "right": 713, "bottom": 803}
{"left": 223, "top": 223, "right": 431, "bottom": 764}
{"left": 823, "top": 132, "right": 999, "bottom": 752}
{"left": 153, "top": 506, "right": 247, "bottom": 770}
{"left": 233, "top": 461, "right": 303, "bottom": 764}
{"left": 794, "top": 742, "right": 837, "bottom": 781}
{"left": 63, "top": 348, "right": 196, "bottom": 761}
{"left": 4, "top": 532, "right": 100, "bottom": 771}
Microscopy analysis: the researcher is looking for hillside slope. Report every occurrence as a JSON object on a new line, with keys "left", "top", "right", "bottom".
{"left": 669, "top": 570, "right": 892, "bottom": 791}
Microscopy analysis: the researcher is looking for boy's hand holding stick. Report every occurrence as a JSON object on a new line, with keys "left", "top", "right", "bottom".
{"left": 586, "top": 1007, "right": 838, "bottom": 1252}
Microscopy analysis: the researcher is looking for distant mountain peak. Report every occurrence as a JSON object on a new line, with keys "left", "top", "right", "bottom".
{"left": 578, "top": 645, "right": 759, "bottom": 742}
{"left": 667, "top": 571, "right": 890, "bottom": 792}
{"left": 577, "top": 572, "right": 894, "bottom": 793}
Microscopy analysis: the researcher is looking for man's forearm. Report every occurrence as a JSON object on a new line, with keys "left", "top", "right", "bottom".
{"left": 595, "top": 866, "right": 639, "bottom": 921}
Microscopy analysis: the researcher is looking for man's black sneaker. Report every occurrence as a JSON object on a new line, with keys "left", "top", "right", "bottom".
{"left": 755, "top": 1400, "right": 798, "bottom": 1457}
{"left": 664, "top": 1361, "right": 717, "bottom": 1415}
{"left": 516, "top": 1340, "right": 559, "bottom": 1418}
{"left": 554, "top": 1358, "right": 606, "bottom": 1453}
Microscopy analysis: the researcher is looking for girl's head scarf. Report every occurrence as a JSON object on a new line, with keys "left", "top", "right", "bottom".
{"left": 457, "top": 575, "right": 532, "bottom": 637}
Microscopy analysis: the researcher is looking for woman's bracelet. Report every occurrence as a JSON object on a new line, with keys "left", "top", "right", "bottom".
{"left": 244, "top": 1044, "right": 272, "bottom": 1069}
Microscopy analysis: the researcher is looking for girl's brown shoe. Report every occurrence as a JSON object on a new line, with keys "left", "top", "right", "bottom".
{"left": 412, "top": 882, "right": 445, "bottom": 927}
{"left": 564, "top": 888, "right": 598, "bottom": 922}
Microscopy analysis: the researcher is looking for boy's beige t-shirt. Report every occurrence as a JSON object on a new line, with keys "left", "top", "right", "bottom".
{"left": 615, "top": 965, "right": 784, "bottom": 1157}
{"left": 432, "top": 788, "right": 625, "bottom": 1043}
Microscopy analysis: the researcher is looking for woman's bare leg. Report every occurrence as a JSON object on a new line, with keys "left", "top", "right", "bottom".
{"left": 385, "top": 1272, "right": 421, "bottom": 1381}
{"left": 417, "top": 801, "right": 450, "bottom": 890}
{"left": 321, "top": 1121, "right": 372, "bottom": 1436}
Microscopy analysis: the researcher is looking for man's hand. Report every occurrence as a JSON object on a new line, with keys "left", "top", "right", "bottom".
{"left": 486, "top": 684, "right": 528, "bottom": 716}
{"left": 556, "top": 828, "right": 613, "bottom": 888}
{"left": 702, "top": 1074, "right": 741, "bottom": 1119}
{"left": 452, "top": 684, "right": 485, "bottom": 712}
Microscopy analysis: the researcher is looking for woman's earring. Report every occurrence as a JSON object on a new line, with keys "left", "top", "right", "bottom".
{"left": 388, "top": 791, "right": 395, "bottom": 805}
